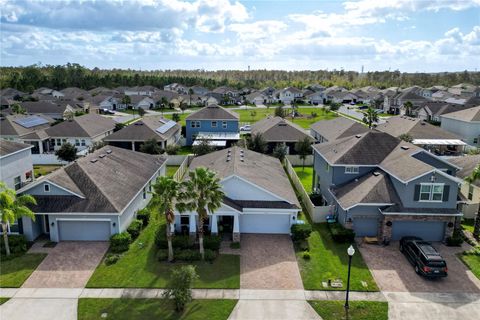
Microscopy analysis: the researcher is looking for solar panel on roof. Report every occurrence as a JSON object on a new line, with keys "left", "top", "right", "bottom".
{"left": 13, "top": 116, "right": 49, "bottom": 128}
{"left": 156, "top": 120, "right": 177, "bottom": 134}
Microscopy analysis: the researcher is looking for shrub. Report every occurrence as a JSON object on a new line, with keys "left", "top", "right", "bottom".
{"left": 328, "top": 223, "right": 355, "bottom": 243}
{"left": 203, "top": 235, "right": 221, "bottom": 251}
{"left": 446, "top": 235, "right": 464, "bottom": 247}
{"left": 127, "top": 219, "right": 143, "bottom": 240}
{"left": 136, "top": 209, "right": 150, "bottom": 226}
{"left": 295, "top": 240, "right": 309, "bottom": 251}
{"left": 204, "top": 249, "right": 218, "bottom": 262}
{"left": 155, "top": 229, "right": 193, "bottom": 250}
{"left": 291, "top": 224, "right": 312, "bottom": 241}
{"left": 463, "top": 247, "right": 480, "bottom": 256}
{"left": 110, "top": 232, "right": 132, "bottom": 253}
{"left": 302, "top": 251, "right": 311, "bottom": 260}
{"left": 230, "top": 242, "right": 241, "bottom": 249}
{"left": 157, "top": 249, "right": 169, "bottom": 261}
{"left": 165, "top": 145, "right": 180, "bottom": 155}
{"left": 175, "top": 249, "right": 201, "bottom": 262}
{"left": 104, "top": 253, "right": 121, "bottom": 266}
{"left": 0, "top": 234, "right": 27, "bottom": 255}
{"left": 163, "top": 265, "right": 199, "bottom": 311}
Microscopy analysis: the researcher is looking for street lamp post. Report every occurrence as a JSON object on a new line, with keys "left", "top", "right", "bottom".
{"left": 345, "top": 245, "right": 355, "bottom": 309}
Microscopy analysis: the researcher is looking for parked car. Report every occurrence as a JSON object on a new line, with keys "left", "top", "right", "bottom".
{"left": 99, "top": 108, "right": 115, "bottom": 115}
{"left": 240, "top": 125, "right": 251, "bottom": 131}
{"left": 400, "top": 236, "right": 448, "bottom": 278}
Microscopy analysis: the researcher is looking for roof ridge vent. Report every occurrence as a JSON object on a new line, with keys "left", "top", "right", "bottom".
{"left": 106, "top": 149, "right": 112, "bottom": 154}
{"left": 90, "top": 158, "right": 98, "bottom": 163}
{"left": 99, "top": 154, "right": 106, "bottom": 158}
{"left": 373, "top": 171, "right": 380, "bottom": 176}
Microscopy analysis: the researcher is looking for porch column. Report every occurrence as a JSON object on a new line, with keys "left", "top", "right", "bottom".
{"left": 131, "top": 142, "right": 135, "bottom": 151}
{"left": 211, "top": 215, "right": 218, "bottom": 235}
{"left": 189, "top": 213, "right": 196, "bottom": 240}
{"left": 38, "top": 141, "right": 44, "bottom": 154}
{"left": 232, "top": 214, "right": 240, "bottom": 242}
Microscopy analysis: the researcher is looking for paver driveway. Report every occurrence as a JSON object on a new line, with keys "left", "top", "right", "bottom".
{"left": 240, "top": 234, "right": 303, "bottom": 290}
{"left": 22, "top": 241, "right": 109, "bottom": 288}
{"left": 359, "top": 241, "right": 480, "bottom": 293}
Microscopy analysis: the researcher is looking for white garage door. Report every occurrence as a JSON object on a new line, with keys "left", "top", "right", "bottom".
{"left": 58, "top": 220, "right": 111, "bottom": 241}
{"left": 240, "top": 214, "right": 291, "bottom": 234}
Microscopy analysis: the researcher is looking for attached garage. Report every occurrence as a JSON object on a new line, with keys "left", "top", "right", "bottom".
{"left": 391, "top": 220, "right": 445, "bottom": 241}
{"left": 353, "top": 218, "right": 378, "bottom": 237}
{"left": 240, "top": 214, "right": 291, "bottom": 234}
{"left": 58, "top": 220, "right": 111, "bottom": 241}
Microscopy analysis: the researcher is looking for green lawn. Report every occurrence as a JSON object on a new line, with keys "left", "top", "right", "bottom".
{"left": 0, "top": 298, "right": 10, "bottom": 305}
{"left": 78, "top": 298, "right": 237, "bottom": 320}
{"left": 165, "top": 113, "right": 188, "bottom": 126}
{"left": 297, "top": 223, "right": 378, "bottom": 291}
{"left": 0, "top": 253, "right": 47, "bottom": 287}
{"left": 462, "top": 219, "right": 475, "bottom": 233}
{"left": 309, "top": 301, "right": 388, "bottom": 320}
{"left": 177, "top": 146, "right": 194, "bottom": 155}
{"left": 34, "top": 165, "right": 62, "bottom": 178}
{"left": 166, "top": 166, "right": 180, "bottom": 178}
{"left": 293, "top": 166, "right": 314, "bottom": 193}
{"left": 460, "top": 253, "right": 480, "bottom": 280}
{"left": 86, "top": 216, "right": 240, "bottom": 289}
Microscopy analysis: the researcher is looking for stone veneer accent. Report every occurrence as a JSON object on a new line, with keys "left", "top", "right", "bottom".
{"left": 233, "top": 232, "right": 240, "bottom": 242}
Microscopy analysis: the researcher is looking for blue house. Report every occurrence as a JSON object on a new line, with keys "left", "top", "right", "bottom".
{"left": 185, "top": 104, "right": 240, "bottom": 146}
{"left": 313, "top": 130, "right": 463, "bottom": 242}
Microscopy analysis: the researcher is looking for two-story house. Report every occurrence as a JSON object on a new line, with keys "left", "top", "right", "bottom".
{"left": 440, "top": 106, "right": 480, "bottom": 147}
{"left": 448, "top": 155, "right": 480, "bottom": 219}
{"left": 279, "top": 87, "right": 303, "bottom": 104}
{"left": 313, "top": 130, "right": 462, "bottom": 242}
{"left": 310, "top": 117, "right": 368, "bottom": 143}
{"left": 0, "top": 140, "right": 34, "bottom": 191}
{"left": 185, "top": 104, "right": 240, "bottom": 146}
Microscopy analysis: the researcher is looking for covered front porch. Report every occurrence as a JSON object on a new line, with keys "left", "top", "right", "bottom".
{"left": 412, "top": 139, "right": 466, "bottom": 156}
{"left": 174, "top": 212, "right": 240, "bottom": 242}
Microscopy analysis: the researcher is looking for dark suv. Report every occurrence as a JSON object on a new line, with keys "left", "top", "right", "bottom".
{"left": 400, "top": 236, "right": 448, "bottom": 278}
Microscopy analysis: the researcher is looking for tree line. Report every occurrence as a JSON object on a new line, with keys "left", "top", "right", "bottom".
{"left": 1, "top": 63, "right": 479, "bottom": 93}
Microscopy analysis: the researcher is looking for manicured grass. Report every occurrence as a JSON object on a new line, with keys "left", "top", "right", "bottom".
{"left": 34, "top": 165, "right": 62, "bottom": 178}
{"left": 177, "top": 146, "right": 194, "bottom": 155}
{"left": 0, "top": 253, "right": 47, "bottom": 287}
{"left": 166, "top": 166, "right": 180, "bottom": 178}
{"left": 309, "top": 301, "right": 388, "bottom": 320}
{"left": 462, "top": 219, "right": 475, "bottom": 233}
{"left": 78, "top": 298, "right": 237, "bottom": 320}
{"left": 0, "top": 298, "right": 10, "bottom": 305}
{"left": 460, "top": 253, "right": 480, "bottom": 280}
{"left": 86, "top": 216, "right": 240, "bottom": 289}
{"left": 293, "top": 166, "right": 314, "bottom": 193}
{"left": 297, "top": 223, "right": 378, "bottom": 291}
{"left": 165, "top": 113, "right": 188, "bottom": 126}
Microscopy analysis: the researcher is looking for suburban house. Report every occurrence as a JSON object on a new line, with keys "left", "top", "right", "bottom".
{"left": 92, "top": 95, "right": 121, "bottom": 110}
{"left": 60, "top": 87, "right": 92, "bottom": 102}
{"left": 313, "top": 130, "right": 462, "bottom": 242}
{"left": 384, "top": 87, "right": 429, "bottom": 114}
{"left": 251, "top": 116, "right": 314, "bottom": 154}
{"left": 104, "top": 116, "right": 181, "bottom": 151}
{"left": 440, "top": 106, "right": 480, "bottom": 147}
{"left": 413, "top": 101, "right": 466, "bottom": 123}
{"left": 0, "top": 140, "right": 34, "bottom": 191}
{"left": 174, "top": 147, "right": 300, "bottom": 241}
{"left": 210, "top": 86, "right": 241, "bottom": 105}
{"left": 305, "top": 91, "right": 325, "bottom": 105}
{"left": 448, "top": 155, "right": 480, "bottom": 219}
{"left": 245, "top": 91, "right": 269, "bottom": 105}
{"left": 376, "top": 116, "right": 466, "bottom": 155}
{"left": 124, "top": 85, "right": 158, "bottom": 97}
{"left": 164, "top": 83, "right": 188, "bottom": 94}
{"left": 2, "top": 101, "right": 84, "bottom": 120}
{"left": 310, "top": 117, "right": 368, "bottom": 143}
{"left": 279, "top": 87, "right": 303, "bottom": 104}
{"left": 185, "top": 104, "right": 240, "bottom": 147}
{"left": 45, "top": 113, "right": 116, "bottom": 153}
{"left": 127, "top": 95, "right": 155, "bottom": 109}
{"left": 17, "top": 146, "right": 166, "bottom": 242}
{"left": 189, "top": 85, "right": 209, "bottom": 96}
{"left": 326, "top": 91, "right": 359, "bottom": 104}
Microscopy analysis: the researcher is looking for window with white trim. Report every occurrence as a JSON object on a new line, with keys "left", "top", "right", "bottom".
{"left": 468, "top": 185, "right": 474, "bottom": 201}
{"left": 222, "top": 121, "right": 227, "bottom": 129}
{"left": 419, "top": 183, "right": 444, "bottom": 202}
{"left": 14, "top": 176, "right": 21, "bottom": 190}
{"left": 211, "top": 121, "right": 217, "bottom": 128}
{"left": 44, "top": 184, "right": 50, "bottom": 192}
{"left": 344, "top": 166, "right": 359, "bottom": 174}
{"left": 75, "top": 139, "right": 80, "bottom": 146}
{"left": 81, "top": 139, "right": 86, "bottom": 146}
{"left": 190, "top": 121, "right": 201, "bottom": 128}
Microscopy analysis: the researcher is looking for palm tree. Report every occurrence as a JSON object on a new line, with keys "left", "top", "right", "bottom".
{"left": 0, "top": 182, "right": 36, "bottom": 256}
{"left": 465, "top": 164, "right": 480, "bottom": 239}
{"left": 151, "top": 177, "right": 181, "bottom": 262}
{"left": 177, "top": 168, "right": 224, "bottom": 260}
{"left": 295, "top": 137, "right": 312, "bottom": 170}
{"left": 362, "top": 106, "right": 379, "bottom": 129}
{"left": 188, "top": 88, "right": 194, "bottom": 107}
{"left": 404, "top": 101, "right": 413, "bottom": 116}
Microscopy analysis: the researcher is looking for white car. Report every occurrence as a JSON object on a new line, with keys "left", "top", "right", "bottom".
{"left": 240, "top": 125, "right": 251, "bottom": 131}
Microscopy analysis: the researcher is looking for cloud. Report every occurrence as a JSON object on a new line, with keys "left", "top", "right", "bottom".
{"left": 229, "top": 20, "right": 287, "bottom": 41}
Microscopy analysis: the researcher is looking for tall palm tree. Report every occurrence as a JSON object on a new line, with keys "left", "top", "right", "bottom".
{"left": 362, "top": 106, "right": 379, "bottom": 129}
{"left": 465, "top": 164, "right": 480, "bottom": 239}
{"left": 151, "top": 176, "right": 182, "bottom": 262}
{"left": 177, "top": 167, "right": 224, "bottom": 260}
{"left": 404, "top": 101, "right": 413, "bottom": 116}
{"left": 0, "top": 182, "right": 36, "bottom": 256}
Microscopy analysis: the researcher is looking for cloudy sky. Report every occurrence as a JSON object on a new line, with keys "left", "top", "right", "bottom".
{"left": 1, "top": 0, "right": 479, "bottom": 72}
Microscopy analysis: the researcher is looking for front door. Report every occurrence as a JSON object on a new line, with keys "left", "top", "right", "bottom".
{"left": 44, "top": 215, "right": 50, "bottom": 234}
{"left": 219, "top": 216, "right": 233, "bottom": 233}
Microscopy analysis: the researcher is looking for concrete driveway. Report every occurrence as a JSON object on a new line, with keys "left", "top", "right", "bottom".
{"left": 358, "top": 241, "right": 480, "bottom": 293}
{"left": 240, "top": 234, "right": 304, "bottom": 290}
{"left": 0, "top": 298, "right": 77, "bottom": 320}
{"left": 22, "top": 241, "right": 109, "bottom": 288}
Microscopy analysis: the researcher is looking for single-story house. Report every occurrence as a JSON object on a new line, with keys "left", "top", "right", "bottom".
{"left": 440, "top": 106, "right": 480, "bottom": 147}
{"left": 448, "top": 154, "right": 480, "bottom": 219}
{"left": 174, "top": 147, "right": 300, "bottom": 241}
{"left": 310, "top": 117, "right": 368, "bottom": 143}
{"left": 17, "top": 146, "right": 166, "bottom": 242}
{"left": 0, "top": 140, "right": 34, "bottom": 191}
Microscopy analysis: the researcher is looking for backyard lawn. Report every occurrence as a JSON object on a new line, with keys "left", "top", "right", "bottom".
{"left": 462, "top": 219, "right": 475, "bottom": 233}
{"left": 165, "top": 112, "right": 188, "bottom": 126}
{"left": 78, "top": 298, "right": 237, "bottom": 320}
{"left": 309, "top": 301, "right": 388, "bottom": 320}
{"left": 0, "top": 253, "right": 47, "bottom": 287}
{"left": 293, "top": 166, "right": 314, "bottom": 193}
{"left": 86, "top": 216, "right": 240, "bottom": 289}
{"left": 297, "top": 223, "right": 378, "bottom": 291}
{"left": 460, "top": 253, "right": 480, "bottom": 280}
{"left": 166, "top": 166, "right": 180, "bottom": 178}
{"left": 34, "top": 165, "right": 62, "bottom": 178}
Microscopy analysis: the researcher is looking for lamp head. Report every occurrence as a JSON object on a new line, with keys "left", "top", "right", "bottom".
{"left": 347, "top": 245, "right": 355, "bottom": 256}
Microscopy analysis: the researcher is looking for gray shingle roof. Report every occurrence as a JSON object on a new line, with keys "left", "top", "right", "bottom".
{"left": 0, "top": 114, "right": 54, "bottom": 137}
{"left": 251, "top": 116, "right": 312, "bottom": 143}
{"left": 46, "top": 113, "right": 116, "bottom": 138}
{"left": 310, "top": 117, "right": 368, "bottom": 141}
{"left": 441, "top": 106, "right": 480, "bottom": 122}
{"left": 104, "top": 116, "right": 180, "bottom": 142}
{"left": 376, "top": 116, "right": 460, "bottom": 140}
{"left": 186, "top": 104, "right": 239, "bottom": 120}
{"left": 0, "top": 140, "right": 32, "bottom": 157}
{"left": 188, "top": 146, "right": 299, "bottom": 207}
{"left": 448, "top": 155, "right": 480, "bottom": 188}
{"left": 24, "top": 146, "right": 166, "bottom": 213}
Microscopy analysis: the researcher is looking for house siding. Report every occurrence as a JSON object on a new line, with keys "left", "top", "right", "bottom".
{"left": 185, "top": 119, "right": 239, "bottom": 145}
{"left": 412, "top": 152, "right": 458, "bottom": 174}
{"left": 313, "top": 153, "right": 334, "bottom": 202}
{"left": 440, "top": 118, "right": 480, "bottom": 146}
{"left": 0, "top": 148, "right": 33, "bottom": 190}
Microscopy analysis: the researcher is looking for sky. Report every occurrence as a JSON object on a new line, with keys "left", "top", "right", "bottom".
{"left": 1, "top": 0, "right": 479, "bottom": 72}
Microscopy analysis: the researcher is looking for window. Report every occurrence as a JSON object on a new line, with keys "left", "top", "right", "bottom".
{"left": 222, "top": 121, "right": 227, "bottom": 129}
{"left": 142, "top": 187, "right": 146, "bottom": 199}
{"left": 81, "top": 139, "right": 86, "bottom": 146}
{"left": 62, "top": 139, "right": 67, "bottom": 143}
{"left": 180, "top": 216, "right": 189, "bottom": 225}
{"left": 14, "top": 176, "right": 21, "bottom": 190}
{"left": 75, "top": 139, "right": 80, "bottom": 146}
{"left": 44, "top": 184, "right": 50, "bottom": 192}
{"left": 474, "top": 138, "right": 479, "bottom": 144}
{"left": 345, "top": 166, "right": 359, "bottom": 174}
{"left": 325, "top": 163, "right": 330, "bottom": 172}
{"left": 468, "top": 185, "right": 474, "bottom": 201}
{"left": 419, "top": 183, "right": 444, "bottom": 202}
{"left": 190, "top": 121, "right": 201, "bottom": 128}
{"left": 211, "top": 121, "right": 217, "bottom": 128}
{"left": 56, "top": 139, "right": 61, "bottom": 146}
